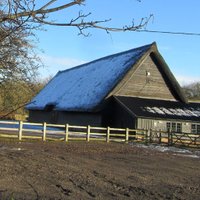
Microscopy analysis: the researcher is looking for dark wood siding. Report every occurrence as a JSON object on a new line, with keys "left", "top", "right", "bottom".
{"left": 108, "top": 100, "right": 136, "bottom": 129}
{"left": 28, "top": 110, "right": 56, "bottom": 123}
{"left": 57, "top": 112, "right": 102, "bottom": 126}
{"left": 28, "top": 110, "right": 102, "bottom": 126}
{"left": 114, "top": 55, "right": 177, "bottom": 101}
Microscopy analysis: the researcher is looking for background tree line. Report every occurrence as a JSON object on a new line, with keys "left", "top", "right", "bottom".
{"left": 0, "top": 77, "right": 50, "bottom": 119}
{"left": 182, "top": 82, "right": 200, "bottom": 102}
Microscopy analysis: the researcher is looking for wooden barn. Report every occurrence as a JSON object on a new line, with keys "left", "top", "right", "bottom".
{"left": 26, "top": 42, "right": 200, "bottom": 133}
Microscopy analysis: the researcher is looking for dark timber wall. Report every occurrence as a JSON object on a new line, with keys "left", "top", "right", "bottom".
{"left": 108, "top": 100, "right": 136, "bottom": 129}
{"left": 28, "top": 110, "right": 102, "bottom": 126}
{"left": 57, "top": 111, "right": 102, "bottom": 126}
{"left": 28, "top": 110, "right": 55, "bottom": 123}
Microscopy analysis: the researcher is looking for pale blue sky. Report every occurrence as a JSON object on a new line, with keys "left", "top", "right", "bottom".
{"left": 36, "top": 0, "right": 200, "bottom": 85}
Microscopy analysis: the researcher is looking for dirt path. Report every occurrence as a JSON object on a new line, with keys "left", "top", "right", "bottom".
{"left": 0, "top": 141, "right": 199, "bottom": 200}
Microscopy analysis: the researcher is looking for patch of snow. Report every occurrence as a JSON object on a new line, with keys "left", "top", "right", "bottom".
{"left": 12, "top": 148, "right": 23, "bottom": 151}
{"left": 152, "top": 107, "right": 165, "bottom": 115}
{"left": 143, "top": 106, "right": 200, "bottom": 118}
{"left": 173, "top": 154, "right": 200, "bottom": 159}
{"left": 145, "top": 107, "right": 156, "bottom": 114}
{"left": 132, "top": 143, "right": 200, "bottom": 159}
{"left": 0, "top": 146, "right": 24, "bottom": 152}
{"left": 160, "top": 107, "right": 173, "bottom": 115}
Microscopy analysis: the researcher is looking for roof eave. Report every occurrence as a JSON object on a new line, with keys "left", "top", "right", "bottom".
{"left": 150, "top": 45, "right": 188, "bottom": 103}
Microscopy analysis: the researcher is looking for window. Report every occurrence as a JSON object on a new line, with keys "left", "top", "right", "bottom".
{"left": 172, "top": 123, "right": 176, "bottom": 132}
{"left": 166, "top": 122, "right": 182, "bottom": 133}
{"left": 191, "top": 124, "right": 196, "bottom": 134}
{"left": 166, "top": 122, "right": 171, "bottom": 131}
{"left": 198, "top": 125, "right": 200, "bottom": 134}
{"left": 191, "top": 124, "right": 200, "bottom": 134}
{"left": 177, "top": 123, "right": 182, "bottom": 133}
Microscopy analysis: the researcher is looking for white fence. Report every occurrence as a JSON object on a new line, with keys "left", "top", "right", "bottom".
{"left": 0, "top": 120, "right": 199, "bottom": 147}
{"left": 0, "top": 120, "right": 144, "bottom": 143}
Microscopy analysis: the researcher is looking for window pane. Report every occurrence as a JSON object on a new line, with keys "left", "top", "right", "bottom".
{"left": 177, "top": 123, "right": 182, "bottom": 133}
{"left": 166, "top": 122, "right": 171, "bottom": 131}
{"left": 191, "top": 124, "right": 196, "bottom": 134}
{"left": 197, "top": 125, "right": 200, "bottom": 134}
{"left": 172, "top": 123, "right": 176, "bottom": 132}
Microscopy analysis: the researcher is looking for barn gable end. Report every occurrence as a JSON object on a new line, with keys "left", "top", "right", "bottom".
{"left": 108, "top": 44, "right": 186, "bottom": 102}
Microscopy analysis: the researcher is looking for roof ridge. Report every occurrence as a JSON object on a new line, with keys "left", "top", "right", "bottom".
{"left": 58, "top": 42, "right": 155, "bottom": 75}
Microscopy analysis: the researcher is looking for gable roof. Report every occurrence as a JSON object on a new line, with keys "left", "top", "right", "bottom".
{"left": 26, "top": 43, "right": 153, "bottom": 111}
{"left": 115, "top": 96, "right": 200, "bottom": 122}
{"left": 26, "top": 42, "right": 187, "bottom": 112}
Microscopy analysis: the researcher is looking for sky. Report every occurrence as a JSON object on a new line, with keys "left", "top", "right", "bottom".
{"left": 35, "top": 0, "right": 200, "bottom": 86}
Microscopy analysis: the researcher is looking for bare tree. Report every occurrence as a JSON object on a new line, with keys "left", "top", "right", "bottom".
{"left": 0, "top": 1, "right": 42, "bottom": 118}
{"left": 0, "top": 28, "right": 40, "bottom": 82}
{"left": 0, "top": 0, "right": 152, "bottom": 37}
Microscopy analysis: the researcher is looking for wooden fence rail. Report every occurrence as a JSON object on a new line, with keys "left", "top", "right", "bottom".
{"left": 0, "top": 120, "right": 199, "bottom": 148}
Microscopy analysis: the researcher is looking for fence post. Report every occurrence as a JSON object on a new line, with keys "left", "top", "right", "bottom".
{"left": 170, "top": 131, "right": 173, "bottom": 145}
{"left": 87, "top": 125, "right": 90, "bottom": 142}
{"left": 145, "top": 129, "right": 148, "bottom": 144}
{"left": 43, "top": 122, "right": 46, "bottom": 141}
{"left": 18, "top": 121, "right": 23, "bottom": 141}
{"left": 149, "top": 129, "right": 153, "bottom": 143}
{"left": 106, "top": 127, "right": 110, "bottom": 143}
{"left": 168, "top": 129, "right": 171, "bottom": 146}
{"left": 147, "top": 129, "right": 151, "bottom": 143}
{"left": 65, "top": 124, "right": 69, "bottom": 142}
{"left": 125, "top": 128, "right": 129, "bottom": 143}
{"left": 159, "top": 129, "right": 162, "bottom": 144}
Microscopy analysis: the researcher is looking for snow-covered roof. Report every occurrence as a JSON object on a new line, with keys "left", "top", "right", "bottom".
{"left": 115, "top": 96, "right": 200, "bottom": 122}
{"left": 26, "top": 43, "right": 153, "bottom": 111}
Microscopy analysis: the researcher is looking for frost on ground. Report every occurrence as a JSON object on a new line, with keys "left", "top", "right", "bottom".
{"left": 131, "top": 143, "right": 200, "bottom": 159}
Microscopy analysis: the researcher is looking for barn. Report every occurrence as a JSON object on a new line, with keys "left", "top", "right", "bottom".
{"left": 26, "top": 42, "right": 200, "bottom": 133}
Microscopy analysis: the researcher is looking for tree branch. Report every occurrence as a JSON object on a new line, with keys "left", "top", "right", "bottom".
{"left": 0, "top": 0, "right": 151, "bottom": 36}
{"left": 0, "top": 0, "right": 84, "bottom": 22}
{"left": 34, "top": 13, "right": 153, "bottom": 36}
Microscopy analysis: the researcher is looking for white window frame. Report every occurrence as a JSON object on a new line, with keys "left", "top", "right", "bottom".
{"left": 166, "top": 122, "right": 182, "bottom": 133}
{"left": 191, "top": 124, "right": 200, "bottom": 134}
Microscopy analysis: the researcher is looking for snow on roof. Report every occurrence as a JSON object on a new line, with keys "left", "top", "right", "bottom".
{"left": 143, "top": 107, "right": 200, "bottom": 118}
{"left": 26, "top": 43, "right": 153, "bottom": 111}
{"left": 115, "top": 96, "right": 200, "bottom": 121}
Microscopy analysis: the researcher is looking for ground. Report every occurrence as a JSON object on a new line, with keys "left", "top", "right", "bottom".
{"left": 0, "top": 141, "right": 199, "bottom": 200}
